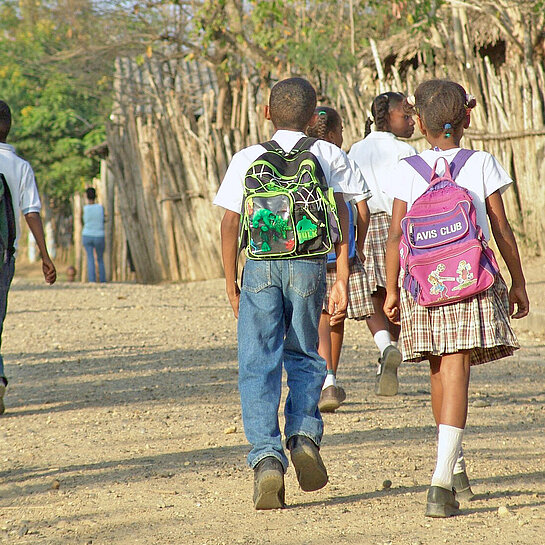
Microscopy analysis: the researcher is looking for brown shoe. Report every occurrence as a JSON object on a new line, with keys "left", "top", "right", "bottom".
{"left": 425, "top": 486, "right": 461, "bottom": 518}
{"left": 0, "top": 382, "right": 5, "bottom": 415}
{"left": 253, "top": 457, "right": 285, "bottom": 510}
{"left": 336, "top": 385, "right": 346, "bottom": 403}
{"left": 287, "top": 435, "right": 328, "bottom": 492}
{"left": 318, "top": 385, "right": 341, "bottom": 413}
{"left": 453, "top": 470, "right": 475, "bottom": 501}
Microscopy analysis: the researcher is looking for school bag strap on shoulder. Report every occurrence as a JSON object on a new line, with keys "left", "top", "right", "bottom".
{"left": 399, "top": 149, "right": 499, "bottom": 307}
{"left": 0, "top": 173, "right": 16, "bottom": 264}
{"left": 239, "top": 136, "right": 341, "bottom": 260}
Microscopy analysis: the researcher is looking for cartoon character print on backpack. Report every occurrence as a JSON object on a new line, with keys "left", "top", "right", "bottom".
{"left": 400, "top": 150, "right": 499, "bottom": 307}
{"left": 241, "top": 137, "right": 340, "bottom": 260}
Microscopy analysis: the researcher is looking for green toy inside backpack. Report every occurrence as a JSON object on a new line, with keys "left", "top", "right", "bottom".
{"left": 240, "top": 137, "right": 341, "bottom": 260}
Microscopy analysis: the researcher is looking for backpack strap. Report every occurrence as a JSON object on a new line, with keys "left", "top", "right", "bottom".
{"left": 403, "top": 155, "right": 434, "bottom": 181}
{"left": 261, "top": 140, "right": 282, "bottom": 152}
{"left": 449, "top": 149, "right": 476, "bottom": 179}
{"left": 291, "top": 136, "right": 317, "bottom": 152}
{"left": 403, "top": 149, "right": 477, "bottom": 182}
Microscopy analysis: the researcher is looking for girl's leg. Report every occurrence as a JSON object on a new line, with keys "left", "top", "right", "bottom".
{"left": 367, "top": 288, "right": 402, "bottom": 396}
{"left": 317, "top": 311, "right": 341, "bottom": 412}
{"left": 82, "top": 236, "right": 96, "bottom": 282}
{"left": 429, "top": 351, "right": 470, "bottom": 490}
{"left": 95, "top": 236, "right": 106, "bottom": 282}
{"left": 330, "top": 321, "right": 345, "bottom": 376}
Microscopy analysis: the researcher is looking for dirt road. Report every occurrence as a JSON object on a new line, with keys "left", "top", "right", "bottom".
{"left": 0, "top": 262, "right": 544, "bottom": 544}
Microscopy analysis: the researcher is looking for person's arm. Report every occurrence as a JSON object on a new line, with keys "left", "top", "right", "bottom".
{"left": 24, "top": 212, "right": 56, "bottom": 285}
{"left": 328, "top": 193, "right": 349, "bottom": 325}
{"left": 486, "top": 190, "right": 529, "bottom": 318}
{"left": 220, "top": 210, "right": 241, "bottom": 318}
{"left": 383, "top": 198, "right": 406, "bottom": 324}
{"left": 354, "top": 199, "right": 370, "bottom": 262}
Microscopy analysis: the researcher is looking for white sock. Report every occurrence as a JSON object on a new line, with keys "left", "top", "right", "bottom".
{"left": 431, "top": 424, "right": 464, "bottom": 490}
{"left": 322, "top": 372, "right": 336, "bottom": 390}
{"left": 454, "top": 446, "right": 466, "bottom": 475}
{"left": 373, "top": 330, "right": 392, "bottom": 356}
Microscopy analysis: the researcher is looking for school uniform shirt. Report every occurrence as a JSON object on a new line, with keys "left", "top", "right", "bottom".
{"left": 0, "top": 142, "right": 41, "bottom": 249}
{"left": 348, "top": 131, "right": 417, "bottom": 215}
{"left": 213, "top": 130, "right": 365, "bottom": 213}
{"left": 383, "top": 147, "right": 513, "bottom": 241}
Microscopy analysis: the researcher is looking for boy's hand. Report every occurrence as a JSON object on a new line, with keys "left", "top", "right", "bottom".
{"left": 383, "top": 290, "right": 400, "bottom": 325}
{"left": 42, "top": 257, "right": 56, "bottom": 285}
{"left": 227, "top": 283, "right": 241, "bottom": 319}
{"left": 509, "top": 284, "right": 529, "bottom": 319}
{"left": 328, "top": 279, "right": 348, "bottom": 326}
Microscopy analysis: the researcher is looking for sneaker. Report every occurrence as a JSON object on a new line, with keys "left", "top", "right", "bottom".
{"left": 453, "top": 470, "right": 475, "bottom": 501}
{"left": 375, "top": 345, "right": 402, "bottom": 396}
{"left": 0, "top": 382, "right": 5, "bottom": 415}
{"left": 318, "top": 385, "right": 341, "bottom": 413}
{"left": 253, "top": 457, "right": 285, "bottom": 510}
{"left": 337, "top": 385, "right": 347, "bottom": 403}
{"left": 287, "top": 435, "right": 328, "bottom": 492}
{"left": 425, "top": 485, "right": 461, "bottom": 518}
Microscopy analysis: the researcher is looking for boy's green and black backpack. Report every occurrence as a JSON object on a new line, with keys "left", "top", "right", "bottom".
{"left": 0, "top": 174, "right": 16, "bottom": 263}
{"left": 240, "top": 137, "right": 341, "bottom": 260}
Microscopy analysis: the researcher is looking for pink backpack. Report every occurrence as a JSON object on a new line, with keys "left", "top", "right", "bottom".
{"left": 400, "top": 150, "right": 499, "bottom": 307}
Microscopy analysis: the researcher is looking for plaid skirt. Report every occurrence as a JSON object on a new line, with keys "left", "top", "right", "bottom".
{"left": 363, "top": 212, "right": 390, "bottom": 292}
{"left": 323, "top": 257, "right": 374, "bottom": 320}
{"left": 399, "top": 274, "right": 519, "bottom": 365}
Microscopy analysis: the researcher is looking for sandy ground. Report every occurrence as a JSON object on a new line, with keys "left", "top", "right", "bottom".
{"left": 0, "top": 257, "right": 544, "bottom": 545}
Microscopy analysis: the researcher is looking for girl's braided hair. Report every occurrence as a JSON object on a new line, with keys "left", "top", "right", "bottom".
{"left": 364, "top": 91, "right": 405, "bottom": 137}
{"left": 306, "top": 106, "right": 341, "bottom": 140}
{"left": 413, "top": 79, "right": 477, "bottom": 138}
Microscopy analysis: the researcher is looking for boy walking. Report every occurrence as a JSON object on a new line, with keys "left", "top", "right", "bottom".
{"left": 214, "top": 78, "right": 362, "bottom": 509}
{"left": 0, "top": 100, "right": 56, "bottom": 414}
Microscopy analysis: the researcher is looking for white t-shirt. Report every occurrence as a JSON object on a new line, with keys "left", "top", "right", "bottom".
{"left": 82, "top": 203, "right": 105, "bottom": 237}
{"left": 383, "top": 148, "right": 513, "bottom": 241}
{"left": 213, "top": 130, "right": 365, "bottom": 213}
{"left": 0, "top": 142, "right": 42, "bottom": 249}
{"left": 348, "top": 131, "right": 417, "bottom": 215}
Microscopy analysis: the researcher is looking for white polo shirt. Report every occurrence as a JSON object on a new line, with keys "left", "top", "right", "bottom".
{"left": 0, "top": 142, "right": 41, "bottom": 249}
{"left": 383, "top": 147, "right": 513, "bottom": 241}
{"left": 213, "top": 130, "right": 365, "bottom": 213}
{"left": 348, "top": 131, "right": 417, "bottom": 215}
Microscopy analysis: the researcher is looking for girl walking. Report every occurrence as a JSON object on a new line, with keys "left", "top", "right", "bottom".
{"left": 349, "top": 92, "right": 416, "bottom": 395}
{"left": 307, "top": 107, "right": 373, "bottom": 412}
{"left": 383, "top": 79, "right": 529, "bottom": 517}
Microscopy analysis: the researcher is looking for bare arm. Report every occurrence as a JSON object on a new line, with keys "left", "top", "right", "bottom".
{"left": 354, "top": 199, "right": 370, "bottom": 261}
{"left": 383, "top": 198, "right": 407, "bottom": 325}
{"left": 220, "top": 210, "right": 241, "bottom": 318}
{"left": 486, "top": 190, "right": 529, "bottom": 318}
{"left": 328, "top": 193, "right": 350, "bottom": 325}
{"left": 24, "top": 212, "right": 56, "bottom": 285}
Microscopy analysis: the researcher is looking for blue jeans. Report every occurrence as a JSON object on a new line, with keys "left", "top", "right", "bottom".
{"left": 238, "top": 258, "right": 327, "bottom": 470}
{"left": 0, "top": 256, "right": 15, "bottom": 384}
{"left": 83, "top": 235, "right": 106, "bottom": 282}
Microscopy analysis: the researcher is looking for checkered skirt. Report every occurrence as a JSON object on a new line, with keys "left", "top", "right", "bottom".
{"left": 323, "top": 257, "right": 374, "bottom": 320}
{"left": 363, "top": 212, "right": 390, "bottom": 292}
{"left": 399, "top": 274, "right": 519, "bottom": 365}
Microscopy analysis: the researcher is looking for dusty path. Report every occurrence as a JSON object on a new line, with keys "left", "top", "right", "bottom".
{"left": 0, "top": 264, "right": 544, "bottom": 544}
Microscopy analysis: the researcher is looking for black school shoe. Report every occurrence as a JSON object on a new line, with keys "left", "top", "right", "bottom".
{"left": 453, "top": 470, "right": 475, "bottom": 501}
{"left": 425, "top": 486, "right": 461, "bottom": 518}
{"left": 287, "top": 435, "right": 328, "bottom": 492}
{"left": 375, "top": 345, "right": 402, "bottom": 396}
{"left": 253, "top": 457, "right": 285, "bottom": 510}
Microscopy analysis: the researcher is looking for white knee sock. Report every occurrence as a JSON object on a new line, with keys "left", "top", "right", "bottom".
{"left": 454, "top": 446, "right": 466, "bottom": 474}
{"left": 373, "top": 330, "right": 392, "bottom": 356}
{"left": 431, "top": 424, "right": 464, "bottom": 490}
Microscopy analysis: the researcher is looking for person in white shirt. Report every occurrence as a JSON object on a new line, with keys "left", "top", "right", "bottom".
{"left": 306, "top": 106, "right": 373, "bottom": 413}
{"left": 214, "top": 78, "right": 363, "bottom": 510}
{"left": 82, "top": 187, "right": 106, "bottom": 282}
{"left": 383, "top": 79, "right": 529, "bottom": 518}
{"left": 0, "top": 100, "right": 56, "bottom": 414}
{"left": 348, "top": 92, "right": 416, "bottom": 396}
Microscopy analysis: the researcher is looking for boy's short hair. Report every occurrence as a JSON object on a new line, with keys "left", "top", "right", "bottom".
{"left": 86, "top": 187, "right": 96, "bottom": 200}
{"left": 269, "top": 78, "right": 317, "bottom": 131}
{"left": 0, "top": 101, "right": 12, "bottom": 141}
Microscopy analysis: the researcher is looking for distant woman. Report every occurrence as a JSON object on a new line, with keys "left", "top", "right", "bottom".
{"left": 82, "top": 187, "right": 106, "bottom": 282}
